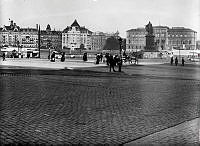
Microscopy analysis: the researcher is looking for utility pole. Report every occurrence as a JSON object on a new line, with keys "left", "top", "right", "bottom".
{"left": 38, "top": 25, "right": 41, "bottom": 58}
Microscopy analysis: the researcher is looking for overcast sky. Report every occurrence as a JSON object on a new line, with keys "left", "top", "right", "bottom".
{"left": 0, "top": 0, "right": 199, "bottom": 38}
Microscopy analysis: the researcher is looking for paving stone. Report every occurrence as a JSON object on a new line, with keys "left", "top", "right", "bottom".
{"left": 0, "top": 64, "right": 200, "bottom": 145}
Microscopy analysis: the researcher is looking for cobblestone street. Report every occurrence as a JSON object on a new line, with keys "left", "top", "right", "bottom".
{"left": 0, "top": 64, "right": 200, "bottom": 145}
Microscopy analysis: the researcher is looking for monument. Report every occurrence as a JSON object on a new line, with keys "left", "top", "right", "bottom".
{"left": 145, "top": 21, "right": 155, "bottom": 51}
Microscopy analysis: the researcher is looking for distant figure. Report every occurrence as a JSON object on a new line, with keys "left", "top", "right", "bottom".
{"left": 83, "top": 52, "right": 87, "bottom": 61}
{"left": 96, "top": 54, "right": 100, "bottom": 64}
{"left": 27, "top": 53, "right": 30, "bottom": 59}
{"left": 100, "top": 53, "right": 103, "bottom": 62}
{"left": 175, "top": 57, "right": 178, "bottom": 66}
{"left": 2, "top": 52, "right": 6, "bottom": 61}
{"left": 105, "top": 53, "right": 109, "bottom": 65}
{"left": 109, "top": 55, "right": 116, "bottom": 72}
{"left": 170, "top": 56, "right": 174, "bottom": 65}
{"left": 51, "top": 52, "right": 55, "bottom": 62}
{"left": 182, "top": 57, "right": 185, "bottom": 66}
{"left": 61, "top": 52, "right": 65, "bottom": 62}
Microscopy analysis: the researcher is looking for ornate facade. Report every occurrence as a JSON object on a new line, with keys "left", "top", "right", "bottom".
{"left": 20, "top": 28, "right": 38, "bottom": 48}
{"left": 62, "top": 20, "right": 92, "bottom": 51}
{"left": 40, "top": 24, "right": 62, "bottom": 50}
{"left": 0, "top": 20, "right": 20, "bottom": 47}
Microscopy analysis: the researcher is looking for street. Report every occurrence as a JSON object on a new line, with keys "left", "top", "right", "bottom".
{"left": 0, "top": 61, "right": 200, "bottom": 145}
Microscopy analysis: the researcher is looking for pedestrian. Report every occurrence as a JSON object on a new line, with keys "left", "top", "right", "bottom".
{"left": 96, "top": 54, "right": 100, "bottom": 64}
{"left": 100, "top": 53, "right": 103, "bottom": 62}
{"left": 175, "top": 57, "right": 178, "bottom": 66}
{"left": 109, "top": 55, "right": 116, "bottom": 72}
{"left": 51, "top": 52, "right": 55, "bottom": 62}
{"left": 182, "top": 57, "right": 185, "bottom": 66}
{"left": 105, "top": 53, "right": 109, "bottom": 65}
{"left": 2, "top": 52, "right": 6, "bottom": 61}
{"left": 61, "top": 52, "right": 65, "bottom": 62}
{"left": 170, "top": 56, "right": 174, "bottom": 65}
{"left": 83, "top": 52, "right": 87, "bottom": 61}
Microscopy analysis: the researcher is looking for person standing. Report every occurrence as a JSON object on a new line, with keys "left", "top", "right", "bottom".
{"left": 182, "top": 57, "right": 185, "bottom": 66}
{"left": 100, "top": 53, "right": 103, "bottom": 62}
{"left": 109, "top": 55, "right": 116, "bottom": 72}
{"left": 175, "top": 57, "right": 178, "bottom": 66}
{"left": 170, "top": 56, "right": 174, "bottom": 65}
{"left": 61, "top": 52, "right": 65, "bottom": 62}
{"left": 96, "top": 54, "right": 100, "bottom": 64}
{"left": 51, "top": 52, "right": 55, "bottom": 62}
{"left": 105, "top": 53, "right": 109, "bottom": 65}
{"left": 2, "top": 52, "right": 6, "bottom": 61}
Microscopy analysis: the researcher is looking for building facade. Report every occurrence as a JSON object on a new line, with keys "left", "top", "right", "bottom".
{"left": 91, "top": 31, "right": 119, "bottom": 51}
{"left": 196, "top": 40, "right": 200, "bottom": 50}
{"left": 0, "top": 20, "right": 20, "bottom": 47}
{"left": 126, "top": 28, "right": 146, "bottom": 52}
{"left": 91, "top": 31, "right": 107, "bottom": 50}
{"left": 126, "top": 26, "right": 197, "bottom": 52}
{"left": 62, "top": 20, "right": 92, "bottom": 51}
{"left": 153, "top": 26, "right": 169, "bottom": 51}
{"left": 40, "top": 24, "right": 62, "bottom": 51}
{"left": 20, "top": 28, "right": 38, "bottom": 48}
{"left": 168, "top": 27, "right": 197, "bottom": 50}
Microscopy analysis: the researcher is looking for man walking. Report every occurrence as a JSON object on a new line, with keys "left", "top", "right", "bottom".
{"left": 109, "top": 55, "right": 116, "bottom": 72}
{"left": 182, "top": 57, "right": 185, "bottom": 66}
{"left": 2, "top": 52, "right": 6, "bottom": 61}
{"left": 175, "top": 57, "right": 178, "bottom": 66}
{"left": 170, "top": 56, "right": 174, "bottom": 65}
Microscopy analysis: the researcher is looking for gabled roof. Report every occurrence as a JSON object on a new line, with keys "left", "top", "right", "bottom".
{"left": 63, "top": 20, "right": 93, "bottom": 34}
{"left": 71, "top": 19, "right": 80, "bottom": 27}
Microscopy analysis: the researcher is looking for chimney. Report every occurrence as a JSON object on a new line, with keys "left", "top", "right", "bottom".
{"left": 36, "top": 24, "right": 38, "bottom": 30}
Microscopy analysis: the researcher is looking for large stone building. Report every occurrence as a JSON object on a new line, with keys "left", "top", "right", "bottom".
{"left": 153, "top": 26, "right": 169, "bottom": 51}
{"left": 126, "top": 28, "right": 146, "bottom": 52}
{"left": 40, "top": 24, "right": 62, "bottom": 50}
{"left": 62, "top": 20, "right": 92, "bottom": 51}
{"left": 0, "top": 20, "right": 20, "bottom": 47}
{"left": 196, "top": 40, "right": 200, "bottom": 50}
{"left": 0, "top": 20, "right": 38, "bottom": 49}
{"left": 20, "top": 27, "right": 38, "bottom": 48}
{"left": 91, "top": 31, "right": 107, "bottom": 50}
{"left": 91, "top": 31, "right": 119, "bottom": 51}
{"left": 126, "top": 25, "right": 197, "bottom": 52}
{"left": 168, "top": 27, "right": 197, "bottom": 50}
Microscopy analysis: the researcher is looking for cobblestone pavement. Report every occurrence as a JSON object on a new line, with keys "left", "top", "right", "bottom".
{"left": 0, "top": 64, "right": 200, "bottom": 145}
{"left": 125, "top": 118, "right": 200, "bottom": 145}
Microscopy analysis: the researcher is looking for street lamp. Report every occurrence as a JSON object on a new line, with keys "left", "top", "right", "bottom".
{"left": 47, "top": 40, "right": 51, "bottom": 60}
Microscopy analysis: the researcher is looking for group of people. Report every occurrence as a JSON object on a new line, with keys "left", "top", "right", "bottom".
{"left": 105, "top": 53, "right": 122, "bottom": 72}
{"left": 170, "top": 56, "right": 185, "bottom": 66}
{"left": 50, "top": 52, "right": 65, "bottom": 62}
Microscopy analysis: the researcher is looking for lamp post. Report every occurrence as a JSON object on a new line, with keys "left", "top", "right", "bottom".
{"left": 47, "top": 40, "right": 51, "bottom": 60}
{"left": 38, "top": 25, "right": 41, "bottom": 58}
{"left": 118, "top": 37, "right": 122, "bottom": 72}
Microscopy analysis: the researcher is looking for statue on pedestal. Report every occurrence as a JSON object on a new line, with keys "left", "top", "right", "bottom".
{"left": 145, "top": 21, "right": 155, "bottom": 51}
{"left": 145, "top": 21, "right": 153, "bottom": 35}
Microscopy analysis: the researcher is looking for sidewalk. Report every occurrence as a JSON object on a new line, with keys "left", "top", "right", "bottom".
{"left": 0, "top": 58, "right": 106, "bottom": 69}
{"left": 0, "top": 58, "right": 169, "bottom": 70}
{"left": 125, "top": 118, "right": 199, "bottom": 145}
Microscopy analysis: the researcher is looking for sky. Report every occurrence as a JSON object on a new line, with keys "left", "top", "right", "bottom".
{"left": 0, "top": 0, "right": 199, "bottom": 39}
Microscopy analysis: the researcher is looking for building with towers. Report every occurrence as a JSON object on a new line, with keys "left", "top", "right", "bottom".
{"left": 40, "top": 24, "right": 62, "bottom": 51}
{"left": 62, "top": 20, "right": 92, "bottom": 52}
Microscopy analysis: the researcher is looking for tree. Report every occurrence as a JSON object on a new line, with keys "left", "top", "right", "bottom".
{"left": 103, "top": 37, "right": 120, "bottom": 51}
